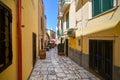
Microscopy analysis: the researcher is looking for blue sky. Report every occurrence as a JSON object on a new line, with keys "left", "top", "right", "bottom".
{"left": 43, "top": 0, "right": 58, "bottom": 32}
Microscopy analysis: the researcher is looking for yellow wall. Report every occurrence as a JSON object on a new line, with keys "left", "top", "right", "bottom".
{"left": 75, "top": 37, "right": 82, "bottom": 50}
{"left": 70, "top": 0, "right": 120, "bottom": 67}
{"left": 69, "top": 0, "right": 89, "bottom": 52}
{"left": 82, "top": 24, "right": 120, "bottom": 66}
{"left": 0, "top": 0, "right": 18, "bottom": 80}
{"left": 69, "top": 37, "right": 82, "bottom": 51}
{"left": 69, "top": 37, "right": 76, "bottom": 48}
{"left": 0, "top": 0, "right": 45, "bottom": 80}
{"left": 22, "top": 0, "right": 39, "bottom": 80}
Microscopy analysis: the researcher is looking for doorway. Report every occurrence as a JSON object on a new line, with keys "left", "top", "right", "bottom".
{"left": 32, "top": 33, "right": 36, "bottom": 67}
{"left": 41, "top": 38, "right": 43, "bottom": 50}
{"left": 89, "top": 40, "right": 113, "bottom": 80}
{"left": 65, "top": 39, "right": 68, "bottom": 56}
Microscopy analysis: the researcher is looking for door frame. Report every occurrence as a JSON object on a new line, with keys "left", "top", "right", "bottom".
{"left": 32, "top": 32, "right": 36, "bottom": 67}
{"left": 89, "top": 39, "right": 114, "bottom": 80}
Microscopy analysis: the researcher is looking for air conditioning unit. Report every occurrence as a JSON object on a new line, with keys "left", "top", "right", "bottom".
{"left": 67, "top": 29, "right": 75, "bottom": 38}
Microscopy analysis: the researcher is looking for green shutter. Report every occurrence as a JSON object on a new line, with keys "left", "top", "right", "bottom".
{"left": 92, "top": 0, "right": 114, "bottom": 17}
{"left": 92, "top": 0, "right": 101, "bottom": 16}
{"left": 62, "top": 0, "right": 65, "bottom": 6}
{"left": 66, "top": 12, "right": 69, "bottom": 29}
{"left": 103, "top": 0, "right": 113, "bottom": 12}
{"left": 57, "top": 29, "right": 60, "bottom": 36}
{"left": 61, "top": 22, "right": 63, "bottom": 35}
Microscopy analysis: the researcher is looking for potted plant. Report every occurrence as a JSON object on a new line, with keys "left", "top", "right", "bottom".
{"left": 39, "top": 49, "right": 46, "bottom": 59}
{"left": 57, "top": 43, "right": 64, "bottom": 55}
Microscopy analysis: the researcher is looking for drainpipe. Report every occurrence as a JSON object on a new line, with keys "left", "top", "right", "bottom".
{"left": 17, "top": 0, "right": 22, "bottom": 80}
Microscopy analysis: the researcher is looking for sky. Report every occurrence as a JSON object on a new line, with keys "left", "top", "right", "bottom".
{"left": 43, "top": 0, "right": 58, "bottom": 32}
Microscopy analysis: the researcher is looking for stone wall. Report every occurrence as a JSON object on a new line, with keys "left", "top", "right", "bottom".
{"left": 113, "top": 66, "right": 120, "bottom": 80}
{"left": 68, "top": 47, "right": 89, "bottom": 70}
{"left": 68, "top": 47, "right": 120, "bottom": 80}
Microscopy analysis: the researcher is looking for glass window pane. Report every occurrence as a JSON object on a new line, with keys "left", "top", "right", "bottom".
{"left": 92, "top": 0, "right": 101, "bottom": 16}
{"left": 66, "top": 12, "right": 69, "bottom": 29}
{"left": 0, "top": 1, "right": 12, "bottom": 72}
{"left": 102, "top": 0, "right": 113, "bottom": 12}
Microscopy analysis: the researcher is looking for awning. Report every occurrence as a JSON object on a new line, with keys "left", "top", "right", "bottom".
{"left": 48, "top": 39, "right": 55, "bottom": 43}
{"left": 83, "top": 20, "right": 119, "bottom": 36}
{"left": 83, "top": 7, "right": 120, "bottom": 36}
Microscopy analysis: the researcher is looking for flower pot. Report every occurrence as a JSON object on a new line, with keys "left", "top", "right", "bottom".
{"left": 58, "top": 52, "right": 64, "bottom": 56}
{"left": 39, "top": 50, "right": 46, "bottom": 59}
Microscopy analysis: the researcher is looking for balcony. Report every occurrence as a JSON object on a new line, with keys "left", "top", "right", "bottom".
{"left": 61, "top": 0, "right": 71, "bottom": 12}
{"left": 58, "top": 12, "right": 63, "bottom": 19}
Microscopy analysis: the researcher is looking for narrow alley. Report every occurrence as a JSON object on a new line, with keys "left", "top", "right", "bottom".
{"left": 1, "top": 0, "right": 120, "bottom": 80}
{"left": 29, "top": 48, "right": 100, "bottom": 80}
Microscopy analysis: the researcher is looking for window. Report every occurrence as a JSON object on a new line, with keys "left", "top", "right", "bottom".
{"left": 57, "top": 29, "right": 60, "bottom": 36}
{"left": 41, "top": 39, "right": 43, "bottom": 49}
{"left": 41, "top": 17, "right": 43, "bottom": 30}
{"left": 0, "top": 1, "right": 12, "bottom": 73}
{"left": 62, "top": 0, "right": 65, "bottom": 6}
{"left": 92, "top": 0, "right": 114, "bottom": 16}
{"left": 66, "top": 12, "right": 69, "bottom": 29}
{"left": 61, "top": 22, "right": 63, "bottom": 36}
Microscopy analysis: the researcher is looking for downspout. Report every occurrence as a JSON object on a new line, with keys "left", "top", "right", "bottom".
{"left": 38, "top": 0, "right": 40, "bottom": 56}
{"left": 17, "top": 0, "right": 22, "bottom": 80}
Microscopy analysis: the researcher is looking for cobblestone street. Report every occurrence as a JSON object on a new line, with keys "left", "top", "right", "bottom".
{"left": 29, "top": 48, "right": 100, "bottom": 80}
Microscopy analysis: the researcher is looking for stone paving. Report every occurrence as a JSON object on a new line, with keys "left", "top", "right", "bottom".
{"left": 29, "top": 48, "right": 100, "bottom": 80}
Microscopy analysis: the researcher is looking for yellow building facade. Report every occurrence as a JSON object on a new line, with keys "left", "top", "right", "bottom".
{"left": 0, "top": 0, "right": 45, "bottom": 80}
{"left": 38, "top": 0, "right": 46, "bottom": 50}
{"left": 0, "top": 0, "right": 18, "bottom": 80}
{"left": 58, "top": 0, "right": 120, "bottom": 80}
{"left": 22, "top": 0, "right": 39, "bottom": 80}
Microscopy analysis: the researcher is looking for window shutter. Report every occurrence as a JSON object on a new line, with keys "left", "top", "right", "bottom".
{"left": 92, "top": 0, "right": 101, "bottom": 16}
{"left": 61, "top": 22, "right": 63, "bottom": 35}
{"left": 57, "top": 29, "right": 60, "bottom": 36}
{"left": 0, "top": 1, "right": 12, "bottom": 72}
{"left": 102, "top": 0, "right": 113, "bottom": 12}
{"left": 62, "top": 0, "right": 65, "bottom": 6}
{"left": 66, "top": 12, "right": 69, "bottom": 29}
{"left": 92, "top": 0, "right": 114, "bottom": 17}
{"left": 0, "top": 6, "right": 6, "bottom": 66}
